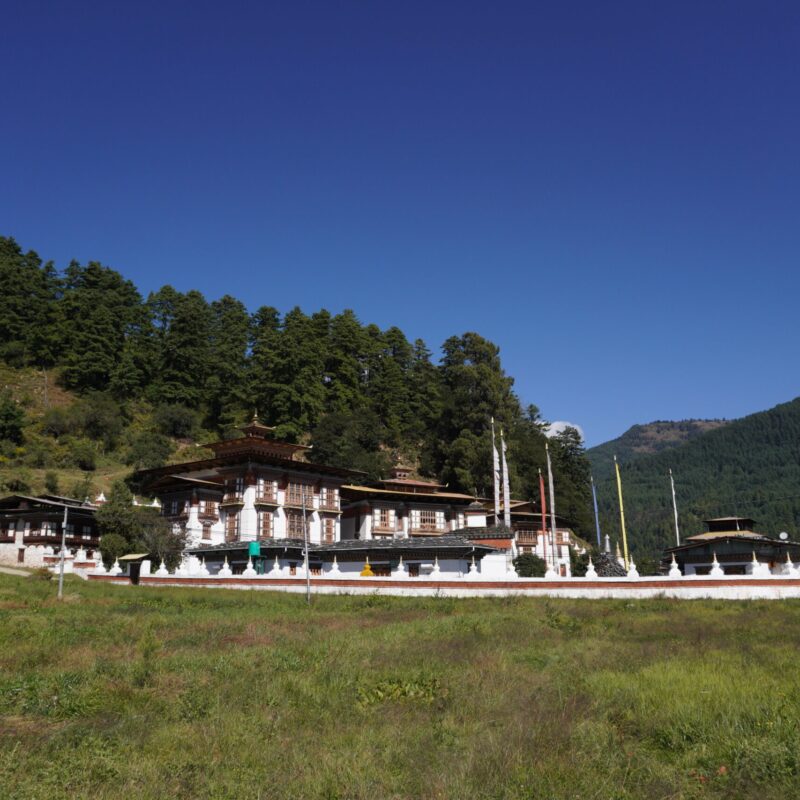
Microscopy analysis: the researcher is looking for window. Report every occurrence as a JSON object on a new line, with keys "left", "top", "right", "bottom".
{"left": 373, "top": 508, "right": 395, "bottom": 531}
{"left": 286, "top": 510, "right": 306, "bottom": 538}
{"left": 320, "top": 487, "right": 339, "bottom": 510}
{"left": 225, "top": 512, "right": 239, "bottom": 542}
{"left": 408, "top": 563, "right": 420, "bottom": 578}
{"left": 323, "top": 517, "right": 335, "bottom": 543}
{"left": 257, "top": 510, "right": 272, "bottom": 539}
{"left": 225, "top": 478, "right": 244, "bottom": 501}
{"left": 287, "top": 481, "right": 314, "bottom": 507}
{"left": 371, "top": 564, "right": 391, "bottom": 577}
{"left": 411, "top": 509, "right": 445, "bottom": 532}
{"left": 199, "top": 500, "right": 218, "bottom": 517}
{"left": 65, "top": 523, "right": 75, "bottom": 537}
{"left": 257, "top": 477, "right": 276, "bottom": 502}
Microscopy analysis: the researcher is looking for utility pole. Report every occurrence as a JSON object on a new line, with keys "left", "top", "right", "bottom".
{"left": 57, "top": 504, "right": 68, "bottom": 600}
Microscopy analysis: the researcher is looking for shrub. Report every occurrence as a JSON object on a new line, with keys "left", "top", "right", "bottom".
{"left": 124, "top": 430, "right": 173, "bottom": 470}
{"left": 153, "top": 404, "right": 197, "bottom": 439}
{"left": 99, "top": 533, "right": 129, "bottom": 568}
{"left": 31, "top": 567, "right": 53, "bottom": 581}
{"left": 0, "top": 390, "right": 25, "bottom": 444}
{"left": 44, "top": 470, "right": 60, "bottom": 494}
{"left": 65, "top": 437, "right": 96, "bottom": 471}
{"left": 69, "top": 474, "right": 95, "bottom": 501}
{"left": 513, "top": 553, "right": 547, "bottom": 577}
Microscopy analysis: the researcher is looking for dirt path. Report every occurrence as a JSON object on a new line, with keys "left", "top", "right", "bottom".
{"left": 0, "top": 566, "right": 31, "bottom": 577}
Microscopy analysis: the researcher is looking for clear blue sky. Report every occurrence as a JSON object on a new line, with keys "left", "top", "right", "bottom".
{"left": 3, "top": 1, "right": 799, "bottom": 446}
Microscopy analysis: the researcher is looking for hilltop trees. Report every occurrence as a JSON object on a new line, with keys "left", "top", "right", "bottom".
{"left": 0, "top": 234, "right": 595, "bottom": 537}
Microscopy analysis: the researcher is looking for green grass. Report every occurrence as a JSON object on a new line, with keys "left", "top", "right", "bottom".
{"left": 2, "top": 578, "right": 800, "bottom": 799}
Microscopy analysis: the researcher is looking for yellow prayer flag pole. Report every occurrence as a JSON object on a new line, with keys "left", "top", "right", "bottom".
{"left": 614, "top": 455, "right": 630, "bottom": 571}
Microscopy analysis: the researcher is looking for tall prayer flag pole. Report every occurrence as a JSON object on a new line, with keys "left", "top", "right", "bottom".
{"left": 501, "top": 428, "right": 511, "bottom": 529}
{"left": 669, "top": 468, "right": 681, "bottom": 547}
{"left": 545, "top": 443, "right": 558, "bottom": 570}
{"left": 538, "top": 468, "right": 548, "bottom": 567}
{"left": 590, "top": 474, "right": 602, "bottom": 550}
{"left": 491, "top": 418, "right": 501, "bottom": 526}
{"left": 614, "top": 456, "right": 630, "bottom": 570}
{"left": 57, "top": 504, "right": 68, "bottom": 600}
{"left": 302, "top": 489, "right": 311, "bottom": 606}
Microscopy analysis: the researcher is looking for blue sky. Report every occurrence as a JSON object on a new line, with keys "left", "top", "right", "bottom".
{"left": 3, "top": 1, "right": 799, "bottom": 446}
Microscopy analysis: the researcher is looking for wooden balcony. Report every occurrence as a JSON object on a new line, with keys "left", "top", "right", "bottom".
{"left": 220, "top": 493, "right": 244, "bottom": 508}
{"left": 284, "top": 494, "right": 315, "bottom": 509}
{"left": 409, "top": 525, "right": 447, "bottom": 536}
{"left": 516, "top": 532, "right": 542, "bottom": 546}
{"left": 319, "top": 501, "right": 341, "bottom": 513}
{"left": 254, "top": 493, "right": 279, "bottom": 507}
{"left": 373, "top": 525, "right": 402, "bottom": 535}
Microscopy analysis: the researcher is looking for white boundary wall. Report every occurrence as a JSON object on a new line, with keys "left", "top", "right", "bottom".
{"left": 89, "top": 572, "right": 800, "bottom": 600}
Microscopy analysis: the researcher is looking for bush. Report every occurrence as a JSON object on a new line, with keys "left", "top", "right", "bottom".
{"left": 73, "top": 393, "right": 124, "bottom": 449}
{"left": 153, "top": 404, "right": 197, "bottom": 439}
{"left": 0, "top": 390, "right": 25, "bottom": 444}
{"left": 5, "top": 468, "right": 33, "bottom": 493}
{"left": 124, "top": 430, "right": 173, "bottom": 470}
{"left": 513, "top": 553, "right": 547, "bottom": 577}
{"left": 31, "top": 567, "right": 53, "bottom": 581}
{"left": 44, "top": 470, "right": 60, "bottom": 494}
{"left": 69, "top": 474, "right": 94, "bottom": 501}
{"left": 41, "top": 407, "right": 77, "bottom": 439}
{"left": 65, "top": 437, "right": 96, "bottom": 471}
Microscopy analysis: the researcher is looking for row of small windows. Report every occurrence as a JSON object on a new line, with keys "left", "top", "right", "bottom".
{"left": 2, "top": 524, "right": 94, "bottom": 538}
{"left": 225, "top": 511, "right": 336, "bottom": 543}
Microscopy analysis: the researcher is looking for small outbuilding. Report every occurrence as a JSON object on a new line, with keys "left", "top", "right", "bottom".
{"left": 662, "top": 517, "right": 800, "bottom": 575}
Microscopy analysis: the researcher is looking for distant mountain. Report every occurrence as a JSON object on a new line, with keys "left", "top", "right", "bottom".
{"left": 588, "top": 419, "right": 730, "bottom": 483}
{"left": 591, "top": 399, "right": 800, "bottom": 557}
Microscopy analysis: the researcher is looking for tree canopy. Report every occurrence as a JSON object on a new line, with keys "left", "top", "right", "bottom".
{"left": 0, "top": 234, "right": 594, "bottom": 537}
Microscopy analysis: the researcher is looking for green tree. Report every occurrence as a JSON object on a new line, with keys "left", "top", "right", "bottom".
{"left": 549, "top": 426, "right": 593, "bottom": 538}
{"left": 125, "top": 430, "right": 173, "bottom": 470}
{"left": 0, "top": 237, "right": 62, "bottom": 367}
{"left": 99, "top": 533, "right": 129, "bottom": 568}
{"left": 263, "top": 308, "right": 328, "bottom": 440}
{"left": 134, "top": 509, "right": 187, "bottom": 569}
{"left": 311, "top": 410, "right": 392, "bottom": 480}
{"left": 0, "top": 391, "right": 25, "bottom": 444}
{"left": 96, "top": 481, "right": 140, "bottom": 542}
{"left": 205, "top": 295, "right": 251, "bottom": 429}
{"left": 147, "top": 287, "right": 212, "bottom": 408}
{"left": 429, "top": 333, "right": 519, "bottom": 494}
{"left": 60, "top": 261, "right": 143, "bottom": 392}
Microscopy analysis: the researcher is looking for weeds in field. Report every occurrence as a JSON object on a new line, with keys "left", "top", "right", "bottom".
{"left": 1, "top": 575, "right": 800, "bottom": 799}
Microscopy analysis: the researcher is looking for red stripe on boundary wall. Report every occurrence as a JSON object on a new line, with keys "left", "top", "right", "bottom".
{"left": 86, "top": 574, "right": 800, "bottom": 591}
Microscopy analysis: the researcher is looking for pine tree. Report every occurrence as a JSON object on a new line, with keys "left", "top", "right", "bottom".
{"left": 147, "top": 288, "right": 212, "bottom": 407}
{"left": 325, "top": 309, "right": 368, "bottom": 416}
{"left": 205, "top": 295, "right": 251, "bottom": 429}
{"left": 60, "top": 261, "right": 143, "bottom": 392}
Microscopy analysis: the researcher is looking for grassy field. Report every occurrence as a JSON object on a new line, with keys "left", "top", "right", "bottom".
{"left": 2, "top": 576, "right": 800, "bottom": 799}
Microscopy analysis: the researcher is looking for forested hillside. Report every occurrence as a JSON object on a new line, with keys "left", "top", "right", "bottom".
{"left": 0, "top": 235, "right": 593, "bottom": 535}
{"left": 587, "top": 419, "right": 729, "bottom": 483}
{"left": 594, "top": 399, "right": 800, "bottom": 556}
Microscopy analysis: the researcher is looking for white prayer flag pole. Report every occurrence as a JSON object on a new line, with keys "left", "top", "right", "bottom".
{"left": 491, "top": 417, "right": 501, "bottom": 526}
